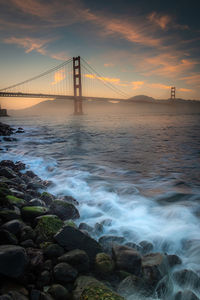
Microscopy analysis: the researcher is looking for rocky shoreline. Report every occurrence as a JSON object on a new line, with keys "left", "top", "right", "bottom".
{"left": 0, "top": 122, "right": 199, "bottom": 300}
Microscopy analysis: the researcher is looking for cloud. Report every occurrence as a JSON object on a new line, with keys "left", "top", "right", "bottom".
{"left": 84, "top": 73, "right": 121, "bottom": 84}
{"left": 148, "top": 12, "right": 171, "bottom": 30}
{"left": 104, "top": 63, "right": 115, "bottom": 67}
{"left": 178, "top": 88, "right": 193, "bottom": 92}
{"left": 3, "top": 37, "right": 51, "bottom": 54}
{"left": 180, "top": 74, "right": 200, "bottom": 86}
{"left": 147, "top": 83, "right": 171, "bottom": 90}
{"left": 131, "top": 81, "right": 144, "bottom": 90}
{"left": 51, "top": 70, "right": 66, "bottom": 85}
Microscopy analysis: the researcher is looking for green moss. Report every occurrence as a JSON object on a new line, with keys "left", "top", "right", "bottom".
{"left": 53, "top": 200, "right": 71, "bottom": 208}
{"left": 6, "top": 195, "right": 25, "bottom": 207}
{"left": 64, "top": 219, "right": 77, "bottom": 228}
{"left": 80, "top": 284, "right": 125, "bottom": 300}
{"left": 0, "top": 209, "right": 20, "bottom": 221}
{"left": 40, "top": 241, "right": 52, "bottom": 249}
{"left": 22, "top": 206, "right": 47, "bottom": 213}
{"left": 35, "top": 215, "right": 63, "bottom": 242}
{"left": 95, "top": 253, "right": 115, "bottom": 274}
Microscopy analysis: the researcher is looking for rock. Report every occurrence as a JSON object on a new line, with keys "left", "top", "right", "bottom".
{"left": 20, "top": 239, "right": 36, "bottom": 248}
{"left": 118, "top": 275, "right": 152, "bottom": 298}
{"left": 0, "top": 209, "right": 21, "bottom": 222}
{"left": 4, "top": 291, "right": 28, "bottom": 300}
{"left": 37, "top": 270, "right": 51, "bottom": 288}
{"left": 30, "top": 290, "right": 53, "bottom": 300}
{"left": 20, "top": 226, "right": 36, "bottom": 241}
{"left": 26, "top": 248, "right": 44, "bottom": 271}
{"left": 48, "top": 284, "right": 69, "bottom": 300}
{"left": 58, "top": 249, "right": 90, "bottom": 272}
{"left": 112, "top": 244, "right": 141, "bottom": 275}
{"left": 0, "top": 167, "right": 16, "bottom": 179}
{"left": 43, "top": 259, "right": 53, "bottom": 271}
{"left": 142, "top": 253, "right": 166, "bottom": 287}
{"left": 94, "top": 222, "right": 104, "bottom": 235}
{"left": 64, "top": 219, "right": 77, "bottom": 228}
{"left": 54, "top": 262, "right": 78, "bottom": 283}
{"left": 6, "top": 195, "right": 25, "bottom": 207}
{"left": 21, "top": 206, "right": 49, "bottom": 221}
{"left": 57, "top": 195, "right": 79, "bottom": 206}
{"left": 0, "top": 123, "right": 15, "bottom": 136}
{"left": 44, "top": 243, "right": 65, "bottom": 259}
{"left": 0, "top": 229, "right": 18, "bottom": 245}
{"left": 173, "top": 269, "right": 200, "bottom": 289}
{"left": 50, "top": 200, "right": 80, "bottom": 220}
{"left": 99, "top": 235, "right": 125, "bottom": 253}
{"left": 0, "top": 245, "right": 28, "bottom": 278}
{"left": 95, "top": 252, "right": 114, "bottom": 275}
{"left": 139, "top": 240, "right": 154, "bottom": 254}
{"left": 35, "top": 215, "right": 63, "bottom": 242}
{"left": 9, "top": 188, "right": 25, "bottom": 199}
{"left": 175, "top": 290, "right": 200, "bottom": 300}
{"left": 54, "top": 226, "right": 103, "bottom": 262}
{"left": 40, "top": 192, "right": 55, "bottom": 205}
{"left": 29, "top": 198, "right": 46, "bottom": 207}
{"left": 73, "top": 276, "right": 104, "bottom": 300}
{"left": 78, "top": 223, "right": 93, "bottom": 233}
{"left": 167, "top": 254, "right": 182, "bottom": 267}
{"left": 1, "top": 219, "right": 24, "bottom": 235}
{"left": 25, "top": 170, "right": 37, "bottom": 179}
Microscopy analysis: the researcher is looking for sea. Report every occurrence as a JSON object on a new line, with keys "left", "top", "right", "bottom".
{"left": 1, "top": 109, "right": 200, "bottom": 299}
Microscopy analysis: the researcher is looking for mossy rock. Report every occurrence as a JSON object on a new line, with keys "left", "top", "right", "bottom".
{"left": 0, "top": 209, "right": 21, "bottom": 221}
{"left": 21, "top": 206, "right": 49, "bottom": 221}
{"left": 95, "top": 253, "right": 115, "bottom": 274}
{"left": 50, "top": 200, "right": 80, "bottom": 220}
{"left": 64, "top": 219, "right": 77, "bottom": 228}
{"left": 80, "top": 283, "right": 125, "bottom": 300}
{"left": 40, "top": 192, "right": 55, "bottom": 205}
{"left": 35, "top": 215, "right": 63, "bottom": 242}
{"left": 0, "top": 187, "right": 10, "bottom": 206}
{"left": 6, "top": 195, "right": 25, "bottom": 207}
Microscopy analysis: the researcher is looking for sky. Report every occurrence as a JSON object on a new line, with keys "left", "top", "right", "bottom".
{"left": 0, "top": 0, "right": 200, "bottom": 109}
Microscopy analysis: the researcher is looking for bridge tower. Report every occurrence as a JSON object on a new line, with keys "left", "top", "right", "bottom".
{"left": 171, "top": 86, "right": 176, "bottom": 100}
{"left": 73, "top": 56, "right": 83, "bottom": 115}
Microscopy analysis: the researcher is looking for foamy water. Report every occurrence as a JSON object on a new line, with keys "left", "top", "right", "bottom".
{"left": 1, "top": 111, "right": 200, "bottom": 299}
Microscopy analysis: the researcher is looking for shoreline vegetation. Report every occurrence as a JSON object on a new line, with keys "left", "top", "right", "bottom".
{"left": 0, "top": 121, "right": 198, "bottom": 300}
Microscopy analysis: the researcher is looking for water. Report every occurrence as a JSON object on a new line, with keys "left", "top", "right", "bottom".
{"left": 1, "top": 111, "right": 200, "bottom": 299}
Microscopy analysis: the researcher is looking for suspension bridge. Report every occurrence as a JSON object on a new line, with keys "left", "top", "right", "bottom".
{"left": 0, "top": 56, "right": 130, "bottom": 114}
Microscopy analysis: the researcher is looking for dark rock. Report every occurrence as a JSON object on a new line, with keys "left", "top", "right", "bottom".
{"left": 20, "top": 239, "right": 36, "bottom": 248}
{"left": 21, "top": 206, "right": 49, "bottom": 222}
{"left": 35, "top": 215, "right": 63, "bottom": 242}
{"left": 48, "top": 284, "right": 69, "bottom": 300}
{"left": 1, "top": 219, "right": 24, "bottom": 235}
{"left": 139, "top": 240, "right": 154, "bottom": 254}
{"left": 173, "top": 269, "right": 200, "bottom": 289}
{"left": 99, "top": 235, "right": 125, "bottom": 253}
{"left": 78, "top": 223, "right": 93, "bottom": 233}
{"left": 73, "top": 276, "right": 103, "bottom": 300}
{"left": 40, "top": 192, "right": 55, "bottom": 205}
{"left": 57, "top": 195, "right": 79, "bottom": 206}
{"left": 44, "top": 243, "right": 65, "bottom": 259}
{"left": 5, "top": 291, "right": 28, "bottom": 300}
{"left": 54, "top": 262, "right": 78, "bottom": 283}
{"left": 142, "top": 253, "right": 166, "bottom": 287}
{"left": 25, "top": 171, "right": 37, "bottom": 179}
{"left": 20, "top": 226, "right": 36, "bottom": 241}
{"left": 0, "top": 229, "right": 18, "bottom": 245}
{"left": 0, "top": 167, "right": 16, "bottom": 179}
{"left": 95, "top": 252, "right": 114, "bottom": 275}
{"left": 43, "top": 259, "right": 53, "bottom": 271}
{"left": 54, "top": 225, "right": 103, "bottom": 262}
{"left": 112, "top": 244, "right": 141, "bottom": 275}
{"left": 58, "top": 249, "right": 90, "bottom": 272}
{"left": 50, "top": 200, "right": 80, "bottom": 220}
{"left": 118, "top": 275, "right": 152, "bottom": 298}
{"left": 175, "top": 290, "right": 199, "bottom": 300}
{"left": 3, "top": 137, "right": 17, "bottom": 142}
{"left": 29, "top": 198, "right": 46, "bottom": 207}
{"left": 6, "top": 195, "right": 25, "bottom": 207}
{"left": 0, "top": 245, "right": 28, "bottom": 278}
{"left": 9, "top": 188, "right": 25, "bottom": 199}
{"left": 37, "top": 270, "right": 51, "bottom": 288}
{"left": 167, "top": 254, "right": 182, "bottom": 267}
{"left": 94, "top": 222, "right": 104, "bottom": 235}
{"left": 26, "top": 248, "right": 44, "bottom": 271}
{"left": 0, "top": 123, "right": 15, "bottom": 136}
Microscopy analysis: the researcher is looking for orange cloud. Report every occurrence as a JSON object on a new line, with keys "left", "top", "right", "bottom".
{"left": 181, "top": 74, "right": 200, "bottom": 86}
{"left": 3, "top": 37, "right": 51, "bottom": 54}
{"left": 148, "top": 83, "right": 171, "bottom": 90}
{"left": 178, "top": 88, "right": 193, "bottom": 92}
{"left": 84, "top": 74, "right": 120, "bottom": 84}
{"left": 131, "top": 81, "right": 144, "bottom": 90}
{"left": 104, "top": 63, "right": 115, "bottom": 67}
{"left": 148, "top": 12, "right": 171, "bottom": 30}
{"left": 51, "top": 70, "right": 66, "bottom": 85}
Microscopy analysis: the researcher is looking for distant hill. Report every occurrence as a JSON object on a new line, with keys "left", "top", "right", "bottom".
{"left": 128, "top": 95, "right": 155, "bottom": 102}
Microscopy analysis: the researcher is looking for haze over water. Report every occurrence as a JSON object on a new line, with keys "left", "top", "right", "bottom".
{"left": 1, "top": 109, "right": 200, "bottom": 299}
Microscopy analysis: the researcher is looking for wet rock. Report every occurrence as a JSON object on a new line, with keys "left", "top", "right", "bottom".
{"left": 0, "top": 123, "right": 15, "bottom": 136}
{"left": 0, "top": 229, "right": 18, "bottom": 245}
{"left": 0, "top": 245, "right": 28, "bottom": 278}
{"left": 118, "top": 275, "right": 152, "bottom": 298}
{"left": 9, "top": 188, "right": 25, "bottom": 199}
{"left": 139, "top": 240, "right": 154, "bottom": 254}
{"left": 57, "top": 195, "right": 79, "bottom": 206}
{"left": 4, "top": 291, "right": 28, "bottom": 300}
{"left": 6, "top": 195, "right": 25, "bottom": 207}
{"left": 25, "top": 170, "right": 37, "bottom": 179}
{"left": 78, "top": 222, "right": 93, "bottom": 233}
{"left": 43, "top": 259, "right": 53, "bottom": 271}
{"left": 99, "top": 235, "right": 125, "bottom": 253}
{"left": 112, "top": 244, "right": 141, "bottom": 275}
{"left": 64, "top": 219, "right": 77, "bottom": 228}
{"left": 54, "top": 262, "right": 78, "bottom": 283}
{"left": 30, "top": 290, "right": 53, "bottom": 300}
{"left": 29, "top": 198, "right": 46, "bottom": 207}
{"left": 0, "top": 167, "right": 16, "bottom": 179}
{"left": 20, "top": 239, "right": 36, "bottom": 248}
{"left": 58, "top": 249, "right": 90, "bottom": 272}
{"left": 26, "top": 248, "right": 44, "bottom": 271}
{"left": 48, "top": 284, "right": 69, "bottom": 300}
{"left": 167, "top": 254, "right": 182, "bottom": 267}
{"left": 21, "top": 206, "right": 49, "bottom": 222}
{"left": 40, "top": 192, "right": 55, "bottom": 205}
{"left": 1, "top": 219, "right": 24, "bottom": 235}
{"left": 94, "top": 222, "right": 104, "bottom": 235}
{"left": 20, "top": 226, "right": 36, "bottom": 241}
{"left": 73, "top": 276, "right": 104, "bottom": 300}
{"left": 35, "top": 215, "right": 63, "bottom": 242}
{"left": 50, "top": 200, "right": 80, "bottom": 220}
{"left": 175, "top": 290, "right": 199, "bottom": 300}
{"left": 173, "top": 269, "right": 200, "bottom": 289}
{"left": 142, "top": 253, "right": 166, "bottom": 287}
{"left": 54, "top": 225, "right": 103, "bottom": 262}
{"left": 37, "top": 270, "right": 51, "bottom": 288}
{"left": 44, "top": 243, "right": 65, "bottom": 259}
{"left": 95, "top": 252, "right": 114, "bottom": 275}
{"left": 0, "top": 209, "right": 21, "bottom": 222}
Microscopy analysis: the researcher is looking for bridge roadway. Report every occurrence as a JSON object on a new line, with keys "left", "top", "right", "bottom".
{"left": 0, "top": 92, "right": 124, "bottom": 102}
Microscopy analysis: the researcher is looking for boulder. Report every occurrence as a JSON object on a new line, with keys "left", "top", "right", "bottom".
{"left": 6, "top": 195, "right": 25, "bottom": 208}
{"left": 142, "top": 253, "right": 166, "bottom": 287}
{"left": 0, "top": 209, "right": 21, "bottom": 222}
{"left": 57, "top": 195, "right": 79, "bottom": 206}
{"left": 73, "top": 276, "right": 101, "bottom": 300}
{"left": 0, "top": 229, "right": 18, "bottom": 245}
{"left": 167, "top": 254, "right": 182, "bottom": 267}
{"left": 58, "top": 249, "right": 90, "bottom": 272}
{"left": 21, "top": 206, "right": 49, "bottom": 221}
{"left": 1, "top": 219, "right": 24, "bottom": 235}
{"left": 26, "top": 248, "right": 44, "bottom": 271}
{"left": 44, "top": 243, "right": 65, "bottom": 259}
{"left": 50, "top": 200, "right": 80, "bottom": 220}
{"left": 29, "top": 198, "right": 46, "bottom": 207}
{"left": 78, "top": 223, "right": 93, "bottom": 234}
{"left": 20, "top": 226, "right": 36, "bottom": 241}
{"left": 118, "top": 275, "right": 152, "bottom": 298}
{"left": 175, "top": 290, "right": 199, "bottom": 300}
{"left": 112, "top": 244, "right": 141, "bottom": 275}
{"left": 0, "top": 167, "right": 16, "bottom": 179}
{"left": 99, "top": 235, "right": 125, "bottom": 253}
{"left": 54, "top": 226, "right": 102, "bottom": 262}
{"left": 48, "top": 284, "right": 69, "bottom": 300}
{"left": 173, "top": 269, "right": 200, "bottom": 289}
{"left": 95, "top": 252, "right": 114, "bottom": 275}
{"left": 54, "top": 262, "right": 78, "bottom": 283}
{"left": 40, "top": 192, "right": 55, "bottom": 205}
{"left": 0, "top": 245, "right": 28, "bottom": 278}
{"left": 35, "top": 215, "right": 63, "bottom": 242}
{"left": 139, "top": 240, "right": 154, "bottom": 254}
